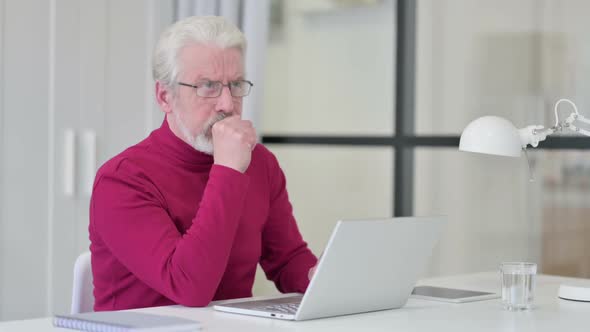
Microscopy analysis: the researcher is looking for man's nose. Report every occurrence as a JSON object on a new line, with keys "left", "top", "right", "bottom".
{"left": 215, "top": 85, "right": 234, "bottom": 113}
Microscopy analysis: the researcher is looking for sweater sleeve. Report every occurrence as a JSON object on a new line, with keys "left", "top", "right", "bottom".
{"left": 91, "top": 161, "right": 249, "bottom": 307}
{"left": 259, "top": 151, "right": 318, "bottom": 293}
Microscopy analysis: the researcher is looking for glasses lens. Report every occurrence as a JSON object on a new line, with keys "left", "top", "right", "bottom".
{"left": 230, "top": 81, "right": 251, "bottom": 97}
{"left": 196, "top": 81, "right": 222, "bottom": 97}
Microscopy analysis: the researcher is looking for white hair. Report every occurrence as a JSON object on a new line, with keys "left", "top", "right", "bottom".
{"left": 152, "top": 16, "right": 246, "bottom": 88}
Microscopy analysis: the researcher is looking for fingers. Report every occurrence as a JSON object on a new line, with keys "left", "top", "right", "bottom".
{"left": 212, "top": 116, "right": 257, "bottom": 150}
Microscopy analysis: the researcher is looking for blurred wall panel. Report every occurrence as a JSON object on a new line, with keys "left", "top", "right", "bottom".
{"left": 0, "top": 0, "right": 173, "bottom": 321}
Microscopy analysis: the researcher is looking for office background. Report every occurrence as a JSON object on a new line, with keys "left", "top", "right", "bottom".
{"left": 1, "top": 0, "right": 589, "bottom": 322}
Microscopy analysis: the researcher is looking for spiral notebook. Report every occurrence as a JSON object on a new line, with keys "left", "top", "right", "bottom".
{"left": 53, "top": 311, "right": 200, "bottom": 332}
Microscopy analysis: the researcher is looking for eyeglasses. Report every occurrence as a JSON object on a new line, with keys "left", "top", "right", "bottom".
{"left": 177, "top": 80, "right": 254, "bottom": 98}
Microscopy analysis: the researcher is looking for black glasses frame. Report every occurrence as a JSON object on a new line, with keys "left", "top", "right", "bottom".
{"left": 177, "top": 80, "right": 254, "bottom": 98}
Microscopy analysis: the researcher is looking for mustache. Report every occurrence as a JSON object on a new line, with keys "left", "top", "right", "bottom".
{"left": 204, "top": 112, "right": 232, "bottom": 138}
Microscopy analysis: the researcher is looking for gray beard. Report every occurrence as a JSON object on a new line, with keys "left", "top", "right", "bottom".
{"left": 174, "top": 112, "right": 230, "bottom": 155}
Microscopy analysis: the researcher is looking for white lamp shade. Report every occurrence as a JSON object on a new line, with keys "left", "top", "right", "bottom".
{"left": 459, "top": 116, "right": 522, "bottom": 157}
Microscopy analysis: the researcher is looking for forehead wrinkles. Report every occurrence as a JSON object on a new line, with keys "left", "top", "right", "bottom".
{"left": 200, "top": 50, "right": 244, "bottom": 79}
{"left": 178, "top": 45, "right": 244, "bottom": 83}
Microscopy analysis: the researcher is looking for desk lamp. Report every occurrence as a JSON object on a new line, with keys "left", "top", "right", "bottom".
{"left": 459, "top": 98, "right": 590, "bottom": 302}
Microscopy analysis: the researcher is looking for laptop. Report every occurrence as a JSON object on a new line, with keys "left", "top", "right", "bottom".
{"left": 214, "top": 216, "right": 445, "bottom": 321}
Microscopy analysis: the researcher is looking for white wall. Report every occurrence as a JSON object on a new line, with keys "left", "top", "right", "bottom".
{"left": 416, "top": 0, "right": 544, "bottom": 135}
{"left": 261, "top": 0, "right": 395, "bottom": 136}
{"left": 0, "top": 0, "right": 51, "bottom": 320}
{"left": 48, "top": 0, "right": 172, "bottom": 317}
{"left": 0, "top": 0, "right": 173, "bottom": 321}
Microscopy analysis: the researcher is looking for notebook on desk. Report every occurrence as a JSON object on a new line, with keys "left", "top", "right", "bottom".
{"left": 53, "top": 311, "right": 200, "bottom": 331}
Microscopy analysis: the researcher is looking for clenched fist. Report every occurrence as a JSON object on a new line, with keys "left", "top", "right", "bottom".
{"left": 211, "top": 116, "right": 257, "bottom": 173}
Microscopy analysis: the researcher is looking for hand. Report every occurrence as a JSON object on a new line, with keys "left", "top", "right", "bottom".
{"left": 212, "top": 116, "right": 257, "bottom": 173}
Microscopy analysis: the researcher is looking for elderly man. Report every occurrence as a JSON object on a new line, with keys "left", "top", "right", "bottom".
{"left": 89, "top": 16, "right": 318, "bottom": 311}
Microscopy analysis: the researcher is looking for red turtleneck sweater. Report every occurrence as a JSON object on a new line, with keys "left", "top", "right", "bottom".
{"left": 89, "top": 119, "right": 317, "bottom": 311}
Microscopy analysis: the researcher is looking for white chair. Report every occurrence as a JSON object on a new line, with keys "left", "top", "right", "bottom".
{"left": 71, "top": 251, "right": 94, "bottom": 314}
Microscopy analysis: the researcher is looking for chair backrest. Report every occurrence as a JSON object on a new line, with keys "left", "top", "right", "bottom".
{"left": 71, "top": 251, "right": 94, "bottom": 314}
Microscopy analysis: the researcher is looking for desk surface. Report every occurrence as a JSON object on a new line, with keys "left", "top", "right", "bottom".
{"left": 2, "top": 272, "right": 590, "bottom": 331}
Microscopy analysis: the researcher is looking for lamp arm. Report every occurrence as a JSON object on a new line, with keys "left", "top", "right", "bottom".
{"left": 519, "top": 99, "right": 590, "bottom": 148}
{"left": 564, "top": 113, "right": 590, "bottom": 137}
{"left": 518, "top": 125, "right": 554, "bottom": 148}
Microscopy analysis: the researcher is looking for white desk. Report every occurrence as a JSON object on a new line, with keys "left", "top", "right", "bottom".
{"left": 2, "top": 272, "right": 590, "bottom": 331}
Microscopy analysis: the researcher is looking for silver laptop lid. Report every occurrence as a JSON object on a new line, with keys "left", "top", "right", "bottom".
{"left": 295, "top": 216, "right": 445, "bottom": 320}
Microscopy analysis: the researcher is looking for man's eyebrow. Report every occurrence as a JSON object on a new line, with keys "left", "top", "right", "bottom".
{"left": 191, "top": 74, "right": 245, "bottom": 82}
{"left": 194, "top": 74, "right": 212, "bottom": 81}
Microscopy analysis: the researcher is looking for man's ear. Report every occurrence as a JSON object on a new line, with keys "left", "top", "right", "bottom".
{"left": 155, "top": 81, "right": 174, "bottom": 114}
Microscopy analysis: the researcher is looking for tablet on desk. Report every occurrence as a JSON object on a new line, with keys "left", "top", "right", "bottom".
{"left": 411, "top": 286, "right": 499, "bottom": 303}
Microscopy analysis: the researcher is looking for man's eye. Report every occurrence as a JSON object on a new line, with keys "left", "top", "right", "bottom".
{"left": 202, "top": 81, "right": 215, "bottom": 89}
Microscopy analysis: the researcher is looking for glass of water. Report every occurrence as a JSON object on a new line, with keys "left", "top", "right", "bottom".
{"left": 500, "top": 262, "right": 537, "bottom": 310}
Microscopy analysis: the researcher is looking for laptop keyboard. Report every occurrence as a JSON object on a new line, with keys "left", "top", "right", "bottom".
{"left": 253, "top": 302, "right": 300, "bottom": 314}
{"left": 218, "top": 295, "right": 303, "bottom": 315}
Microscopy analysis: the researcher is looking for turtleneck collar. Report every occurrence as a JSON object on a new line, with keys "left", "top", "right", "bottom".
{"left": 151, "top": 117, "right": 215, "bottom": 168}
